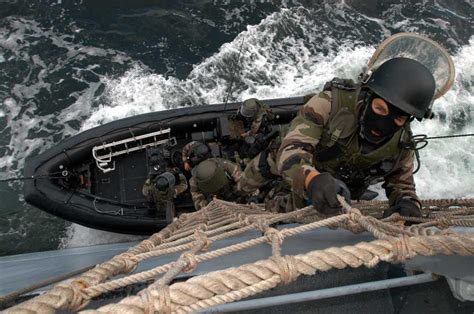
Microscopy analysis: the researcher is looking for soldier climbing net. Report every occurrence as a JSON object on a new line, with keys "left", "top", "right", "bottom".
{"left": 5, "top": 197, "right": 474, "bottom": 313}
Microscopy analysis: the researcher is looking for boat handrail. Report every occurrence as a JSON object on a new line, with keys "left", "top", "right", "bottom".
{"left": 92, "top": 128, "right": 176, "bottom": 173}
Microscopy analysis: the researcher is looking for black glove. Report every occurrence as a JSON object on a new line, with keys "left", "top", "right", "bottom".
{"left": 307, "top": 173, "right": 351, "bottom": 215}
{"left": 382, "top": 199, "right": 422, "bottom": 218}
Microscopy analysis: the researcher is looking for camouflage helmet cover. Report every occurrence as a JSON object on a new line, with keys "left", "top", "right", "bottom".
{"left": 239, "top": 98, "right": 260, "bottom": 118}
{"left": 193, "top": 159, "right": 229, "bottom": 194}
{"left": 183, "top": 141, "right": 211, "bottom": 167}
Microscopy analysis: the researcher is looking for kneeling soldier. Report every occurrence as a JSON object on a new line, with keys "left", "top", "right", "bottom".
{"left": 190, "top": 158, "right": 243, "bottom": 210}
{"left": 142, "top": 168, "right": 188, "bottom": 210}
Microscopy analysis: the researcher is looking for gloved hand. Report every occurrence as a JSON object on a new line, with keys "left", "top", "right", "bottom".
{"left": 307, "top": 172, "right": 351, "bottom": 215}
{"left": 383, "top": 198, "right": 422, "bottom": 218}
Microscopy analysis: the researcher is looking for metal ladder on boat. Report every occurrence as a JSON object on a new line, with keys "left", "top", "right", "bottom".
{"left": 92, "top": 128, "right": 176, "bottom": 173}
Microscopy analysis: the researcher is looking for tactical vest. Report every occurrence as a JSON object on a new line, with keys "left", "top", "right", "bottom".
{"left": 313, "top": 78, "right": 413, "bottom": 199}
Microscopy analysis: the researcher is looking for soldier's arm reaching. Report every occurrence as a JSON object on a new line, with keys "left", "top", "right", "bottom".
{"left": 382, "top": 148, "right": 421, "bottom": 206}
{"left": 174, "top": 173, "right": 188, "bottom": 196}
{"left": 221, "top": 159, "right": 242, "bottom": 183}
{"left": 276, "top": 93, "right": 332, "bottom": 199}
{"left": 189, "top": 177, "right": 208, "bottom": 210}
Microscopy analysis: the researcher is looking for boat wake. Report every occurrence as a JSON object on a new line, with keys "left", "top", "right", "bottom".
{"left": 0, "top": 3, "right": 472, "bottom": 252}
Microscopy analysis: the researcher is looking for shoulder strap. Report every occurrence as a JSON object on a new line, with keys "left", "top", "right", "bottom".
{"left": 324, "top": 78, "right": 360, "bottom": 147}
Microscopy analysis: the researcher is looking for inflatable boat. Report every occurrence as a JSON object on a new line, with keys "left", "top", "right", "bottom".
{"left": 23, "top": 97, "right": 304, "bottom": 234}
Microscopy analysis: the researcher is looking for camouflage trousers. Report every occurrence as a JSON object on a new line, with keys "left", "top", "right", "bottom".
{"left": 262, "top": 180, "right": 307, "bottom": 213}
{"left": 239, "top": 149, "right": 279, "bottom": 194}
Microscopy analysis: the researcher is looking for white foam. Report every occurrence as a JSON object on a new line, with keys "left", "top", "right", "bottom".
{"left": 83, "top": 8, "right": 473, "bottom": 205}
{"left": 81, "top": 64, "right": 172, "bottom": 130}
{"left": 0, "top": 17, "right": 132, "bottom": 175}
{"left": 2, "top": 7, "right": 472, "bottom": 248}
{"left": 411, "top": 38, "right": 474, "bottom": 199}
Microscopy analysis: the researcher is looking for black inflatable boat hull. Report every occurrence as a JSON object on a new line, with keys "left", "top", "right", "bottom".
{"left": 24, "top": 97, "right": 305, "bottom": 234}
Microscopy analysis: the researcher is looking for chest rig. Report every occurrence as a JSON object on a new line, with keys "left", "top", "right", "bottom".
{"left": 313, "top": 78, "right": 412, "bottom": 199}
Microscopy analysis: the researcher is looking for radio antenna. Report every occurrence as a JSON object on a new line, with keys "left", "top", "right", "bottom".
{"left": 223, "top": 34, "right": 246, "bottom": 111}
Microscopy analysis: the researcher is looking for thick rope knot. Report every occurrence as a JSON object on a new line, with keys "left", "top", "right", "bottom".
{"left": 196, "top": 223, "right": 208, "bottom": 232}
{"left": 200, "top": 211, "right": 210, "bottom": 222}
{"left": 151, "top": 233, "right": 168, "bottom": 245}
{"left": 180, "top": 252, "right": 198, "bottom": 273}
{"left": 237, "top": 213, "right": 251, "bottom": 226}
{"left": 388, "top": 235, "right": 416, "bottom": 263}
{"left": 56, "top": 280, "right": 89, "bottom": 311}
{"left": 265, "top": 228, "right": 284, "bottom": 246}
{"left": 347, "top": 207, "right": 362, "bottom": 222}
{"left": 139, "top": 285, "right": 172, "bottom": 314}
{"left": 141, "top": 239, "right": 158, "bottom": 251}
{"left": 116, "top": 253, "right": 140, "bottom": 274}
{"left": 270, "top": 256, "right": 299, "bottom": 285}
{"left": 342, "top": 219, "right": 365, "bottom": 234}
{"left": 254, "top": 219, "right": 270, "bottom": 233}
{"left": 194, "top": 229, "right": 213, "bottom": 251}
{"left": 176, "top": 214, "right": 192, "bottom": 228}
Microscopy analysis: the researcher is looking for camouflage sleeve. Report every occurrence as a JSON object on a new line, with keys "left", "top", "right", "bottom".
{"left": 276, "top": 93, "right": 332, "bottom": 198}
{"left": 189, "top": 176, "right": 207, "bottom": 210}
{"left": 382, "top": 148, "right": 420, "bottom": 206}
{"left": 249, "top": 112, "right": 265, "bottom": 135}
{"left": 249, "top": 104, "right": 273, "bottom": 135}
{"left": 182, "top": 141, "right": 199, "bottom": 162}
{"left": 174, "top": 173, "right": 188, "bottom": 196}
{"left": 221, "top": 159, "right": 242, "bottom": 183}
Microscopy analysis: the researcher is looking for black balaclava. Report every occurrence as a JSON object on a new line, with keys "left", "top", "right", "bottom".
{"left": 359, "top": 91, "right": 409, "bottom": 145}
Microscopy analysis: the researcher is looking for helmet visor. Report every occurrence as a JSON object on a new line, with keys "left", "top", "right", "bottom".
{"left": 367, "top": 32, "right": 455, "bottom": 99}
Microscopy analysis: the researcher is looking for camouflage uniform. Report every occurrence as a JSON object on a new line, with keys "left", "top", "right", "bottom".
{"left": 235, "top": 100, "right": 286, "bottom": 209}
{"left": 182, "top": 141, "right": 202, "bottom": 164}
{"left": 239, "top": 134, "right": 283, "bottom": 194}
{"left": 227, "top": 99, "right": 274, "bottom": 140}
{"left": 142, "top": 170, "right": 188, "bottom": 210}
{"left": 277, "top": 82, "right": 419, "bottom": 208}
{"left": 189, "top": 158, "right": 243, "bottom": 210}
{"left": 244, "top": 101, "right": 274, "bottom": 137}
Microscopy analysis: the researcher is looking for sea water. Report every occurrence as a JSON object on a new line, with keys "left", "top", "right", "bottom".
{"left": 0, "top": 1, "right": 472, "bottom": 255}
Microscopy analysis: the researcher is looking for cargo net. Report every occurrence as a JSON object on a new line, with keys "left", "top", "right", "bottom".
{"left": 6, "top": 197, "right": 474, "bottom": 313}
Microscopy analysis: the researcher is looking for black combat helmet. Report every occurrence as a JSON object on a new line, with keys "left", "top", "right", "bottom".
{"left": 188, "top": 142, "right": 210, "bottom": 167}
{"left": 364, "top": 57, "right": 436, "bottom": 119}
{"left": 154, "top": 171, "right": 177, "bottom": 192}
{"left": 238, "top": 98, "right": 260, "bottom": 119}
{"left": 194, "top": 159, "right": 229, "bottom": 194}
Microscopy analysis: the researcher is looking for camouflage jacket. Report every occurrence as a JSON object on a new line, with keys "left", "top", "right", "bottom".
{"left": 181, "top": 141, "right": 200, "bottom": 163}
{"left": 142, "top": 171, "right": 188, "bottom": 207}
{"left": 276, "top": 89, "right": 419, "bottom": 206}
{"left": 247, "top": 102, "right": 274, "bottom": 136}
{"left": 189, "top": 158, "right": 243, "bottom": 210}
{"left": 230, "top": 102, "right": 274, "bottom": 139}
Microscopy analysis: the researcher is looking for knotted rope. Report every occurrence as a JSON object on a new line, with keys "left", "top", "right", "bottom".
{"left": 4, "top": 198, "right": 474, "bottom": 313}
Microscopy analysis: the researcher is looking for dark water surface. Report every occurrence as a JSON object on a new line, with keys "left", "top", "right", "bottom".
{"left": 0, "top": 0, "right": 472, "bottom": 256}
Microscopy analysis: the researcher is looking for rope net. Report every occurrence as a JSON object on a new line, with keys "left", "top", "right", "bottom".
{"left": 5, "top": 197, "right": 474, "bottom": 313}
